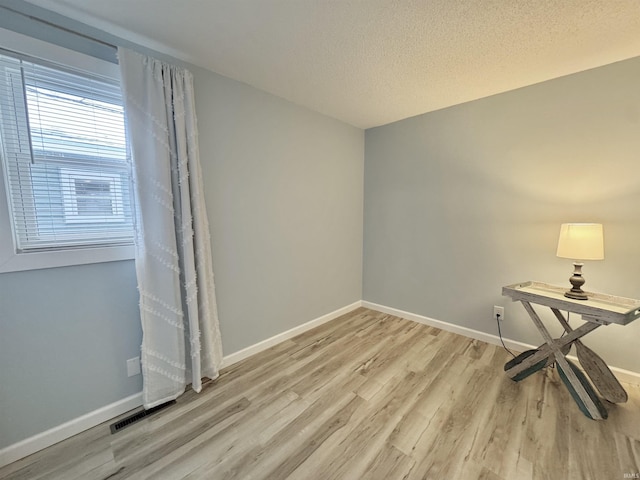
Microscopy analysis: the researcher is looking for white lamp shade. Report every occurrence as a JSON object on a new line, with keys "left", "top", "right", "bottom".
{"left": 556, "top": 223, "right": 604, "bottom": 260}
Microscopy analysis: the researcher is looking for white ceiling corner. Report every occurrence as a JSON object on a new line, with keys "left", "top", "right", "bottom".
{"left": 22, "top": 0, "right": 640, "bottom": 129}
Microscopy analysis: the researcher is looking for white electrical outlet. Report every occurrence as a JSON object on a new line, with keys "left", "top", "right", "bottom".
{"left": 126, "top": 356, "right": 141, "bottom": 377}
{"left": 494, "top": 306, "right": 505, "bottom": 322}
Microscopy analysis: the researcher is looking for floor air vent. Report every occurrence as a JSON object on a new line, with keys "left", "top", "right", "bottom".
{"left": 109, "top": 400, "right": 176, "bottom": 434}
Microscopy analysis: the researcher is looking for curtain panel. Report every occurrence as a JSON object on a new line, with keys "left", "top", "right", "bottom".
{"left": 118, "top": 47, "right": 223, "bottom": 408}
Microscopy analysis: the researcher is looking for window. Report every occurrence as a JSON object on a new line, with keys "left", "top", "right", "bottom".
{"left": 60, "top": 169, "right": 125, "bottom": 223}
{"left": 0, "top": 46, "right": 135, "bottom": 258}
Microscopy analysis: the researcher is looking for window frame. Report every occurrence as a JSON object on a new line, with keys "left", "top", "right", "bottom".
{"left": 0, "top": 27, "right": 134, "bottom": 273}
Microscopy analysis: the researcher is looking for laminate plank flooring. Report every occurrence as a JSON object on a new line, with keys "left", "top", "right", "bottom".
{"left": 2, "top": 307, "right": 639, "bottom": 480}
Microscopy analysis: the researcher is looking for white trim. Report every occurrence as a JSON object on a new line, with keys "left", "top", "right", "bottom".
{"left": 4, "top": 298, "right": 636, "bottom": 469}
{"left": 221, "top": 301, "right": 363, "bottom": 368}
{"left": 0, "top": 392, "right": 142, "bottom": 468}
{"left": 606, "top": 366, "right": 640, "bottom": 388}
{"left": 0, "top": 302, "right": 361, "bottom": 468}
{"left": 0, "top": 243, "right": 135, "bottom": 273}
{"left": 0, "top": 27, "right": 119, "bottom": 78}
{"left": 362, "top": 300, "right": 640, "bottom": 386}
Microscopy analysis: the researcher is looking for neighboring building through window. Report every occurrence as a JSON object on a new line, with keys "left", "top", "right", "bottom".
{"left": 60, "top": 169, "right": 125, "bottom": 223}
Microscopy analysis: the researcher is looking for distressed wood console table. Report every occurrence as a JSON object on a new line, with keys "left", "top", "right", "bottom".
{"left": 502, "top": 281, "right": 640, "bottom": 420}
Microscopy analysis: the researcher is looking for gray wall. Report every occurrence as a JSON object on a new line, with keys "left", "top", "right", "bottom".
{"left": 194, "top": 69, "right": 364, "bottom": 354}
{"left": 0, "top": 261, "right": 142, "bottom": 448}
{"left": 364, "top": 56, "right": 640, "bottom": 374}
{"left": 0, "top": 3, "right": 364, "bottom": 450}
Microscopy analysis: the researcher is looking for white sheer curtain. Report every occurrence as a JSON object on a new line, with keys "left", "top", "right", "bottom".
{"left": 118, "top": 47, "right": 223, "bottom": 408}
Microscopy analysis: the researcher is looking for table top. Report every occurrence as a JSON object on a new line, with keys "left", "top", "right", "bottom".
{"left": 502, "top": 281, "right": 640, "bottom": 326}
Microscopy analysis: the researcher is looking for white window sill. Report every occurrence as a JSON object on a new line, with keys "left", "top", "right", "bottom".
{"left": 0, "top": 244, "right": 135, "bottom": 274}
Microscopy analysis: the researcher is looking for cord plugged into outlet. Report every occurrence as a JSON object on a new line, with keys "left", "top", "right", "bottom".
{"left": 494, "top": 305, "right": 516, "bottom": 359}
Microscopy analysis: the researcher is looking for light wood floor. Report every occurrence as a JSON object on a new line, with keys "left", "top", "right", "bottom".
{"left": 2, "top": 308, "right": 639, "bottom": 480}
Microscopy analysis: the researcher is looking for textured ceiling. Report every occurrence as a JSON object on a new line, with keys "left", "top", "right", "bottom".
{"left": 23, "top": 0, "right": 640, "bottom": 129}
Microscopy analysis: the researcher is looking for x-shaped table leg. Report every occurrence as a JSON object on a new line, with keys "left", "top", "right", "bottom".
{"left": 506, "top": 301, "right": 606, "bottom": 420}
{"left": 504, "top": 309, "right": 600, "bottom": 380}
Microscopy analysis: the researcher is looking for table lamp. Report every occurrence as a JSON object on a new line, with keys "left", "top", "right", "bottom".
{"left": 556, "top": 223, "right": 604, "bottom": 300}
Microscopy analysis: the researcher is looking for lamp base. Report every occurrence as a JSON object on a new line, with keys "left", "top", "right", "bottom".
{"left": 564, "top": 262, "right": 589, "bottom": 301}
{"left": 564, "top": 289, "right": 589, "bottom": 301}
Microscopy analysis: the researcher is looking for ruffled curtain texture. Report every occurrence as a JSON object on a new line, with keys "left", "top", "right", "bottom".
{"left": 118, "top": 47, "right": 223, "bottom": 408}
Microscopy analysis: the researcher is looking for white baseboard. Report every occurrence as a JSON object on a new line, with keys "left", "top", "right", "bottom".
{"left": 0, "top": 392, "right": 142, "bottom": 468}
{"left": 362, "top": 300, "right": 640, "bottom": 386}
{"left": 4, "top": 298, "right": 636, "bottom": 469}
{"left": 0, "top": 301, "right": 362, "bottom": 469}
{"left": 221, "top": 300, "right": 363, "bottom": 368}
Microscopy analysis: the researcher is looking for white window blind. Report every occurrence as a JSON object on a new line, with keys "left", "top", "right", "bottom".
{"left": 0, "top": 49, "right": 134, "bottom": 252}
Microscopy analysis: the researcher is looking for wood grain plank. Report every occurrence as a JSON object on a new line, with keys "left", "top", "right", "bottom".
{"left": 1, "top": 308, "right": 637, "bottom": 480}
